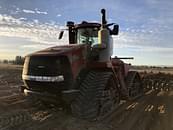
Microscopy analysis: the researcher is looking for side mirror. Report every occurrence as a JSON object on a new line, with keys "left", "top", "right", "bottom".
{"left": 111, "top": 25, "right": 119, "bottom": 35}
{"left": 58, "top": 31, "right": 64, "bottom": 39}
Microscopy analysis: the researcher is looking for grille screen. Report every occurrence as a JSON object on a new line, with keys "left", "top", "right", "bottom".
{"left": 23, "top": 56, "right": 63, "bottom": 76}
{"left": 23, "top": 56, "right": 73, "bottom": 91}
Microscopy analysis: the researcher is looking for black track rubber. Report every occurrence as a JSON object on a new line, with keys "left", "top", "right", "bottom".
{"left": 125, "top": 71, "right": 143, "bottom": 99}
{"left": 71, "top": 71, "right": 120, "bottom": 120}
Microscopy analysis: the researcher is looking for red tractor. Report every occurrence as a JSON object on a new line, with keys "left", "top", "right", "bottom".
{"left": 21, "top": 9, "right": 143, "bottom": 119}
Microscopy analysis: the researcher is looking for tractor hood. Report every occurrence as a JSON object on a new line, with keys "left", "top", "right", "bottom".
{"left": 26, "top": 44, "right": 86, "bottom": 57}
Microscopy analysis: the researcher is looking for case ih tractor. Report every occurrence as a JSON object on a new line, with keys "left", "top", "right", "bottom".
{"left": 21, "top": 9, "right": 143, "bottom": 119}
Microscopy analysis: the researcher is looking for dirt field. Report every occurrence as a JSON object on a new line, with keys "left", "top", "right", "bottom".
{"left": 0, "top": 64, "right": 173, "bottom": 130}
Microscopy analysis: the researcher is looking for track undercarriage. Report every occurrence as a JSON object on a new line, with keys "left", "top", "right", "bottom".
{"left": 71, "top": 70, "right": 143, "bottom": 120}
{"left": 71, "top": 70, "right": 173, "bottom": 120}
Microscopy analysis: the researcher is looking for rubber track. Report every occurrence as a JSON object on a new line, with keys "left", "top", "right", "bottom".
{"left": 71, "top": 71, "right": 114, "bottom": 120}
{"left": 125, "top": 71, "right": 143, "bottom": 99}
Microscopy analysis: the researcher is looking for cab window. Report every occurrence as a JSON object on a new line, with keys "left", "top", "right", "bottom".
{"left": 77, "top": 27, "right": 99, "bottom": 45}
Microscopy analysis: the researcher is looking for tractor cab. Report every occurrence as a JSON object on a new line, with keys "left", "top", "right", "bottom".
{"left": 59, "top": 9, "right": 119, "bottom": 62}
{"left": 75, "top": 22, "right": 100, "bottom": 46}
{"left": 59, "top": 9, "right": 119, "bottom": 47}
{"left": 59, "top": 21, "right": 101, "bottom": 46}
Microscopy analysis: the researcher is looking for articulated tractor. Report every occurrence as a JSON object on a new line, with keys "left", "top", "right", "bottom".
{"left": 21, "top": 9, "right": 143, "bottom": 119}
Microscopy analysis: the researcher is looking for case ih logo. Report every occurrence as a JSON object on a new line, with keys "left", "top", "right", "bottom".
{"left": 37, "top": 66, "right": 45, "bottom": 69}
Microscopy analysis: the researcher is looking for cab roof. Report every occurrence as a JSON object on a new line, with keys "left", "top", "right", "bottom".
{"left": 74, "top": 21, "right": 101, "bottom": 29}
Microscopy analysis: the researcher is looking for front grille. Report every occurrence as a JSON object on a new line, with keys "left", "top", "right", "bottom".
{"left": 23, "top": 56, "right": 73, "bottom": 92}
{"left": 23, "top": 56, "right": 63, "bottom": 76}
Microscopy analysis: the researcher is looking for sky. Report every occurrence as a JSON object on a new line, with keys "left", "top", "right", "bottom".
{"left": 0, "top": 0, "right": 173, "bottom": 66}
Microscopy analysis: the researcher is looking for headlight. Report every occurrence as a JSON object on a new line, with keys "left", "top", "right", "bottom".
{"left": 22, "top": 75, "right": 64, "bottom": 82}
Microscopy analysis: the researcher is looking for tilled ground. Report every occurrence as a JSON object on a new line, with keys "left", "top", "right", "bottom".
{"left": 0, "top": 64, "right": 173, "bottom": 130}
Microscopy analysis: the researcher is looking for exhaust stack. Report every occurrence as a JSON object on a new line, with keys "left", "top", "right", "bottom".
{"left": 98, "top": 9, "right": 109, "bottom": 48}
{"left": 101, "top": 9, "right": 107, "bottom": 26}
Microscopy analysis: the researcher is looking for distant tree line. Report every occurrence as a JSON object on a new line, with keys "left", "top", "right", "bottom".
{"left": 0, "top": 56, "right": 25, "bottom": 65}
{"left": 14, "top": 56, "right": 25, "bottom": 65}
{"left": 132, "top": 65, "right": 173, "bottom": 69}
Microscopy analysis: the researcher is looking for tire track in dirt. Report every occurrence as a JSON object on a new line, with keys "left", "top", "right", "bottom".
{"left": 130, "top": 91, "right": 163, "bottom": 130}
{"left": 0, "top": 71, "right": 34, "bottom": 130}
{"left": 0, "top": 92, "right": 48, "bottom": 130}
{"left": 0, "top": 110, "right": 31, "bottom": 130}
{"left": 0, "top": 94, "right": 33, "bottom": 130}
{"left": 105, "top": 89, "right": 173, "bottom": 130}
{"left": 149, "top": 90, "right": 173, "bottom": 130}
{"left": 106, "top": 90, "right": 160, "bottom": 130}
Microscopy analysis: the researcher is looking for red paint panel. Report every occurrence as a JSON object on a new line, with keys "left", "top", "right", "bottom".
{"left": 71, "top": 45, "right": 86, "bottom": 78}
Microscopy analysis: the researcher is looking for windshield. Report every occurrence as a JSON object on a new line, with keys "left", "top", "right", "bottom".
{"left": 77, "top": 27, "right": 99, "bottom": 45}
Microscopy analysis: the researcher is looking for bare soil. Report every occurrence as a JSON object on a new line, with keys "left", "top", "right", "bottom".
{"left": 0, "top": 64, "right": 173, "bottom": 130}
